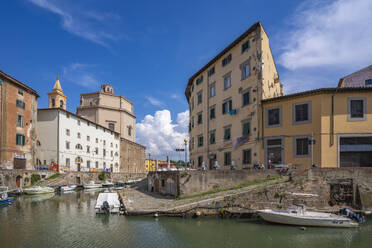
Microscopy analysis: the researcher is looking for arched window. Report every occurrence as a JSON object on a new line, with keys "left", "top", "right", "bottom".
{"left": 52, "top": 99, "right": 55, "bottom": 107}
{"left": 60, "top": 100, "right": 64, "bottom": 108}
{"left": 75, "top": 144, "right": 82, "bottom": 150}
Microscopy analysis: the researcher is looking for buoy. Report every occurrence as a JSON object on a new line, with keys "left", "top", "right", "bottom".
{"left": 154, "top": 213, "right": 159, "bottom": 218}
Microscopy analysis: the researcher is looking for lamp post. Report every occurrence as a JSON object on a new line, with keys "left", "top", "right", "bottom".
{"left": 184, "top": 138, "right": 188, "bottom": 167}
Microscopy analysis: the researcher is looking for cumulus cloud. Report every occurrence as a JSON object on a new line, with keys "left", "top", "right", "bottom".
{"left": 28, "top": 0, "right": 121, "bottom": 47}
{"left": 136, "top": 110, "right": 189, "bottom": 160}
{"left": 62, "top": 63, "right": 100, "bottom": 89}
{"left": 279, "top": 0, "right": 372, "bottom": 70}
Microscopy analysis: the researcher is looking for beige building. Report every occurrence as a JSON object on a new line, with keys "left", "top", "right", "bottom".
{"left": 185, "top": 22, "right": 283, "bottom": 169}
{"left": 77, "top": 84, "right": 146, "bottom": 173}
{"left": 77, "top": 84, "right": 136, "bottom": 142}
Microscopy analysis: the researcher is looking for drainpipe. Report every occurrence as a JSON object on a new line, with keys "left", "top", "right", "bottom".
{"left": 57, "top": 109, "right": 60, "bottom": 165}
{"left": 206, "top": 74, "right": 210, "bottom": 168}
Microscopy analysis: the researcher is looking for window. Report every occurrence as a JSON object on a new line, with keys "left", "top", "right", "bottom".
{"left": 209, "top": 83, "right": 215, "bottom": 97}
{"left": 95, "top": 147, "right": 99, "bottom": 154}
{"left": 66, "top": 158, "right": 70, "bottom": 167}
{"left": 196, "top": 75, "right": 203, "bottom": 85}
{"left": 87, "top": 136, "right": 90, "bottom": 141}
{"left": 16, "top": 99, "right": 25, "bottom": 109}
{"left": 198, "top": 156, "right": 203, "bottom": 167}
{"left": 197, "top": 91, "right": 202, "bottom": 104}
{"left": 96, "top": 138, "right": 98, "bottom": 143}
{"left": 16, "top": 134, "right": 25, "bottom": 146}
{"left": 77, "top": 120, "right": 81, "bottom": 126}
{"left": 191, "top": 97, "right": 194, "bottom": 110}
{"left": 241, "top": 62, "right": 250, "bottom": 80}
{"left": 66, "top": 129, "right": 70, "bottom": 136}
{"left": 66, "top": 141, "right": 70, "bottom": 149}
{"left": 293, "top": 102, "right": 311, "bottom": 124}
{"left": 222, "top": 99, "right": 232, "bottom": 114}
{"left": 365, "top": 79, "right": 372, "bottom": 86}
{"left": 103, "top": 149, "right": 106, "bottom": 157}
{"left": 208, "top": 67, "right": 215, "bottom": 77}
{"left": 128, "top": 126, "right": 132, "bottom": 136}
{"left": 87, "top": 160, "right": 91, "bottom": 169}
{"left": 75, "top": 144, "right": 82, "bottom": 150}
{"left": 210, "top": 106, "right": 216, "bottom": 120}
{"left": 267, "top": 107, "right": 281, "bottom": 127}
{"left": 242, "top": 40, "right": 250, "bottom": 53}
{"left": 77, "top": 132, "right": 81, "bottom": 138}
{"left": 87, "top": 146, "right": 90, "bottom": 153}
{"left": 224, "top": 126, "right": 231, "bottom": 140}
{"left": 52, "top": 99, "right": 55, "bottom": 107}
{"left": 242, "top": 121, "right": 250, "bottom": 136}
{"left": 108, "top": 123, "right": 115, "bottom": 131}
{"left": 111, "top": 142, "right": 113, "bottom": 147}
{"left": 198, "top": 135, "right": 204, "bottom": 147}
{"left": 222, "top": 54, "right": 232, "bottom": 67}
{"left": 95, "top": 161, "right": 99, "bottom": 169}
{"left": 191, "top": 116, "right": 194, "bottom": 128}
{"left": 17, "top": 115, "right": 24, "bottom": 127}
{"left": 242, "top": 90, "right": 250, "bottom": 107}
{"left": 224, "top": 74, "right": 231, "bottom": 89}
{"left": 348, "top": 98, "right": 366, "bottom": 121}
{"left": 111, "top": 151, "right": 113, "bottom": 157}
{"left": 295, "top": 137, "right": 310, "bottom": 156}
{"left": 224, "top": 152, "right": 231, "bottom": 166}
{"left": 60, "top": 100, "right": 64, "bottom": 108}
{"left": 243, "top": 149, "right": 251, "bottom": 164}
{"left": 18, "top": 90, "right": 23, "bottom": 96}
{"left": 197, "top": 112, "right": 203, "bottom": 125}
{"left": 103, "top": 140, "right": 106, "bottom": 146}
{"left": 190, "top": 137, "right": 194, "bottom": 150}
{"left": 209, "top": 130, "right": 216, "bottom": 144}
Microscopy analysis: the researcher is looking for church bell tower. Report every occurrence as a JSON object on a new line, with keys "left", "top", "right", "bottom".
{"left": 48, "top": 76, "right": 67, "bottom": 110}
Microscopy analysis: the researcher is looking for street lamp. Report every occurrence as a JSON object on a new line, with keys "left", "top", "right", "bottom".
{"left": 184, "top": 138, "right": 188, "bottom": 167}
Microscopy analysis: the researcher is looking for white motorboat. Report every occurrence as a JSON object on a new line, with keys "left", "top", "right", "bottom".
{"left": 83, "top": 181, "right": 102, "bottom": 189}
{"left": 102, "top": 181, "right": 114, "bottom": 188}
{"left": 23, "top": 186, "right": 55, "bottom": 195}
{"left": 95, "top": 192, "right": 121, "bottom": 214}
{"left": 257, "top": 205, "right": 359, "bottom": 228}
{"left": 58, "top": 185, "right": 77, "bottom": 192}
{"left": 0, "top": 187, "right": 15, "bottom": 206}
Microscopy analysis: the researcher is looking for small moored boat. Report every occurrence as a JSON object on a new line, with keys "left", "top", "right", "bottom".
{"left": 95, "top": 192, "right": 121, "bottom": 214}
{"left": 23, "top": 186, "right": 55, "bottom": 195}
{"left": 57, "top": 185, "right": 77, "bottom": 192}
{"left": 102, "top": 181, "right": 114, "bottom": 188}
{"left": 0, "top": 187, "right": 15, "bottom": 206}
{"left": 83, "top": 181, "right": 102, "bottom": 189}
{"left": 257, "top": 205, "right": 361, "bottom": 228}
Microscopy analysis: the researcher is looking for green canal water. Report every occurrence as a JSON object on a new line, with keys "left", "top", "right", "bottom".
{"left": 0, "top": 190, "right": 371, "bottom": 248}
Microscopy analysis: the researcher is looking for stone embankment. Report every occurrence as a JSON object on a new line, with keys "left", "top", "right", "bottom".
{"left": 121, "top": 168, "right": 372, "bottom": 218}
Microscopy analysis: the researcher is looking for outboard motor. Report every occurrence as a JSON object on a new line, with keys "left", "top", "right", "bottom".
{"left": 340, "top": 208, "right": 365, "bottom": 223}
{"left": 101, "top": 201, "right": 110, "bottom": 214}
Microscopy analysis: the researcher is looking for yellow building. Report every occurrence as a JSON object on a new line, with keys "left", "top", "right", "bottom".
{"left": 185, "top": 22, "right": 283, "bottom": 169}
{"left": 260, "top": 88, "right": 372, "bottom": 168}
{"left": 48, "top": 76, "right": 67, "bottom": 109}
{"left": 145, "top": 159, "right": 156, "bottom": 172}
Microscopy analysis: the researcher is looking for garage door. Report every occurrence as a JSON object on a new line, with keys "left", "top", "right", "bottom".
{"left": 340, "top": 137, "right": 372, "bottom": 167}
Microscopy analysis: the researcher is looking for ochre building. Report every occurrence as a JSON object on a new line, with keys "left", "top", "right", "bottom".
{"left": 185, "top": 22, "right": 283, "bottom": 169}
{"left": 0, "top": 70, "right": 39, "bottom": 169}
{"left": 260, "top": 88, "right": 372, "bottom": 168}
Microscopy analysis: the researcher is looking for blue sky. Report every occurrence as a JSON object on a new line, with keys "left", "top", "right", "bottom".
{"left": 1, "top": 0, "right": 372, "bottom": 159}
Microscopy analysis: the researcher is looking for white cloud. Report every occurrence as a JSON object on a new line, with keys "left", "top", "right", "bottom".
{"left": 28, "top": 0, "right": 120, "bottom": 47}
{"left": 136, "top": 110, "right": 189, "bottom": 160}
{"left": 145, "top": 96, "right": 164, "bottom": 107}
{"left": 62, "top": 63, "right": 99, "bottom": 89}
{"left": 279, "top": 0, "right": 372, "bottom": 70}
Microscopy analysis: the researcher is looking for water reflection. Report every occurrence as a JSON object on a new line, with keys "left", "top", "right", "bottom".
{"left": 0, "top": 191, "right": 371, "bottom": 248}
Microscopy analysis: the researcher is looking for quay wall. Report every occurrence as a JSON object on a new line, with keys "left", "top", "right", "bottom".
{"left": 147, "top": 170, "right": 279, "bottom": 197}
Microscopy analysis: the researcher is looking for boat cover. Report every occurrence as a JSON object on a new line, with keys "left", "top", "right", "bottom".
{"left": 95, "top": 193, "right": 120, "bottom": 208}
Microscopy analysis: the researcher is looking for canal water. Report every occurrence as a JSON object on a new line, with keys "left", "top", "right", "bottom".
{"left": 0, "top": 190, "right": 371, "bottom": 248}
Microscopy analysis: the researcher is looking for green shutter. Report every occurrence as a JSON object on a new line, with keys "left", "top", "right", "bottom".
{"left": 22, "top": 135, "right": 25, "bottom": 146}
